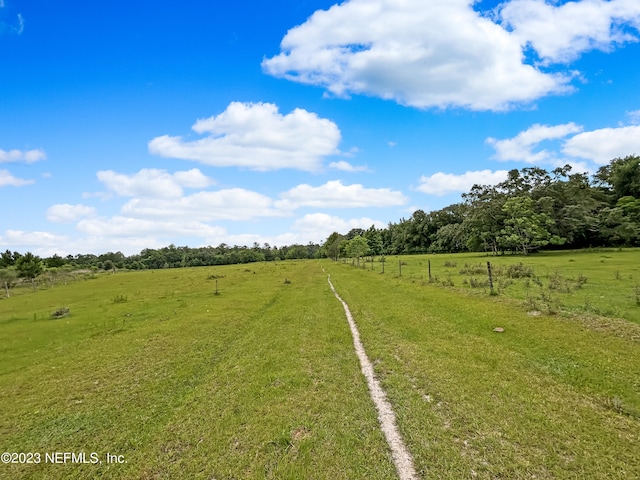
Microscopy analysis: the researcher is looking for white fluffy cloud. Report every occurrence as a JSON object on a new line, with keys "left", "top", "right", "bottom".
{"left": 562, "top": 125, "right": 640, "bottom": 164}
{"left": 487, "top": 123, "right": 583, "bottom": 163}
{"left": 499, "top": 0, "right": 640, "bottom": 63}
{"left": 277, "top": 180, "right": 407, "bottom": 209}
{"left": 47, "top": 204, "right": 97, "bottom": 223}
{"left": 488, "top": 122, "right": 640, "bottom": 167}
{"left": 292, "top": 213, "right": 384, "bottom": 238}
{"left": 97, "top": 168, "right": 213, "bottom": 198}
{"left": 0, "top": 148, "right": 45, "bottom": 163}
{"left": 263, "top": 0, "right": 570, "bottom": 110}
{"left": 120, "top": 188, "right": 286, "bottom": 221}
{"left": 148, "top": 102, "right": 341, "bottom": 171}
{"left": 76, "top": 216, "right": 225, "bottom": 239}
{"left": 0, "top": 169, "right": 34, "bottom": 187}
{"left": 0, "top": 229, "right": 67, "bottom": 248}
{"left": 417, "top": 170, "right": 510, "bottom": 196}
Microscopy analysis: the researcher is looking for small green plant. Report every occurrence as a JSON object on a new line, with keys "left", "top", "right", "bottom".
{"left": 440, "top": 276, "right": 454, "bottom": 287}
{"left": 112, "top": 294, "right": 128, "bottom": 303}
{"left": 444, "top": 261, "right": 457, "bottom": 268}
{"left": 284, "top": 278, "right": 292, "bottom": 284}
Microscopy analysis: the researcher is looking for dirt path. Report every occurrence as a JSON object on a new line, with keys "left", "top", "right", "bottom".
{"left": 327, "top": 274, "right": 419, "bottom": 480}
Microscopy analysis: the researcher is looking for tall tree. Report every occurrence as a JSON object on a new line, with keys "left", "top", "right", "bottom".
{"left": 15, "top": 252, "right": 43, "bottom": 288}
{"left": 499, "top": 196, "right": 554, "bottom": 254}
{"left": 344, "top": 236, "right": 370, "bottom": 267}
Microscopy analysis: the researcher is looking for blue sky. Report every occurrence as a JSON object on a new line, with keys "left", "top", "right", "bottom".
{"left": 1, "top": 0, "right": 640, "bottom": 256}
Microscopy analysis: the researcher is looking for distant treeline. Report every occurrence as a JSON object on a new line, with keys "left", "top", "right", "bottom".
{"left": 1, "top": 155, "right": 638, "bottom": 289}
{"left": 323, "top": 155, "right": 640, "bottom": 259}
{"left": 0, "top": 243, "right": 322, "bottom": 284}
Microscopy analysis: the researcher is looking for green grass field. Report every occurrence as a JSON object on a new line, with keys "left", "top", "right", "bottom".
{"left": 1, "top": 250, "right": 639, "bottom": 479}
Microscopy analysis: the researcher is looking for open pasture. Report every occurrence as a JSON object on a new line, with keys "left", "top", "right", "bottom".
{"left": 1, "top": 249, "right": 640, "bottom": 479}
{"left": 0, "top": 262, "right": 395, "bottom": 479}
{"left": 368, "top": 248, "right": 640, "bottom": 325}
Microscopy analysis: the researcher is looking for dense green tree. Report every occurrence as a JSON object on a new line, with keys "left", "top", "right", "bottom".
{"left": 499, "top": 196, "right": 554, "bottom": 254}
{"left": 15, "top": 252, "right": 43, "bottom": 287}
{"left": 323, "top": 232, "right": 344, "bottom": 261}
{"left": 596, "top": 155, "right": 640, "bottom": 200}
{"left": 364, "top": 225, "right": 383, "bottom": 256}
{"left": 45, "top": 254, "right": 66, "bottom": 268}
{"left": 344, "top": 236, "right": 370, "bottom": 267}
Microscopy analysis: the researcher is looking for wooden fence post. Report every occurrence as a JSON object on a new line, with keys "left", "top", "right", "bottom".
{"left": 399, "top": 259, "right": 402, "bottom": 277}
{"left": 487, "top": 261, "right": 494, "bottom": 294}
{"left": 428, "top": 260, "right": 432, "bottom": 282}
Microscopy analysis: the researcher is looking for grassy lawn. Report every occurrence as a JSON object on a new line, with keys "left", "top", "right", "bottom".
{"left": 326, "top": 249, "right": 640, "bottom": 478}
{"left": 0, "top": 262, "right": 396, "bottom": 479}
{"left": 2, "top": 249, "right": 639, "bottom": 479}
{"left": 366, "top": 248, "right": 640, "bottom": 325}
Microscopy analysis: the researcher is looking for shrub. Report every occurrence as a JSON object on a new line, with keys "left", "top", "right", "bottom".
{"left": 506, "top": 262, "right": 535, "bottom": 278}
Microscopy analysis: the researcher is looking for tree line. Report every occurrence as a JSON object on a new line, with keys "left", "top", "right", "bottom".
{"left": 0, "top": 243, "right": 322, "bottom": 297}
{"left": 322, "top": 155, "right": 640, "bottom": 260}
{"left": 1, "top": 155, "right": 638, "bottom": 296}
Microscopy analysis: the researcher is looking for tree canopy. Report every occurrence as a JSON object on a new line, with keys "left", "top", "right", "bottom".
{"left": 323, "top": 155, "right": 640, "bottom": 258}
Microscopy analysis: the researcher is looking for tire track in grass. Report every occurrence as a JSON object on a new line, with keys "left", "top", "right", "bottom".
{"left": 327, "top": 274, "right": 419, "bottom": 480}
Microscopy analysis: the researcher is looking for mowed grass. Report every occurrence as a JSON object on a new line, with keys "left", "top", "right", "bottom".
{"left": 325, "top": 249, "right": 640, "bottom": 479}
{"left": 0, "top": 262, "right": 396, "bottom": 479}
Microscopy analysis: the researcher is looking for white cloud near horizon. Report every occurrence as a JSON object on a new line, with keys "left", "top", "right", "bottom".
{"left": 487, "top": 123, "right": 583, "bottom": 163}
{"left": 562, "top": 125, "right": 640, "bottom": 164}
{"left": 120, "top": 188, "right": 286, "bottom": 221}
{"left": 97, "top": 168, "right": 214, "bottom": 198}
{"left": 0, "top": 148, "right": 45, "bottom": 164}
{"left": 148, "top": 102, "right": 341, "bottom": 171}
{"left": 488, "top": 122, "right": 640, "bottom": 167}
{"left": 277, "top": 180, "right": 408, "bottom": 209}
{"left": 0, "top": 169, "right": 34, "bottom": 187}
{"left": 76, "top": 216, "right": 226, "bottom": 240}
{"left": 47, "top": 204, "right": 97, "bottom": 224}
{"left": 499, "top": 0, "right": 640, "bottom": 64}
{"left": 417, "top": 170, "right": 510, "bottom": 196}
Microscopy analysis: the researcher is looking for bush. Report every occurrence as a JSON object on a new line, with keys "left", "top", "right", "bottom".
{"left": 506, "top": 263, "right": 535, "bottom": 278}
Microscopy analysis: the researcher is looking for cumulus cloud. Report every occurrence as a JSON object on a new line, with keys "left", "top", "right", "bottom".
{"left": 0, "top": 229, "right": 67, "bottom": 248}
{"left": 263, "top": 0, "right": 571, "bottom": 110}
{"left": 148, "top": 102, "right": 341, "bottom": 171}
{"left": 120, "top": 188, "right": 286, "bottom": 221}
{"left": 0, "top": 169, "right": 34, "bottom": 187}
{"left": 76, "top": 216, "right": 225, "bottom": 239}
{"left": 0, "top": 148, "right": 46, "bottom": 164}
{"left": 292, "top": 213, "right": 384, "bottom": 238}
{"left": 562, "top": 125, "right": 640, "bottom": 164}
{"left": 487, "top": 123, "right": 583, "bottom": 163}
{"left": 97, "top": 168, "right": 214, "bottom": 198}
{"left": 277, "top": 180, "right": 407, "bottom": 209}
{"left": 417, "top": 170, "right": 510, "bottom": 196}
{"left": 499, "top": 0, "right": 640, "bottom": 64}
{"left": 47, "top": 204, "right": 97, "bottom": 223}
{"left": 488, "top": 121, "right": 640, "bottom": 167}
